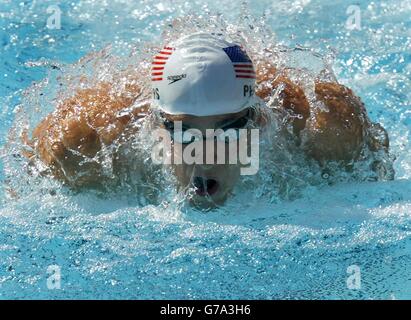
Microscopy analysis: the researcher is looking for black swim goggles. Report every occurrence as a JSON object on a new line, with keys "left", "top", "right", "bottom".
{"left": 160, "top": 108, "right": 254, "bottom": 145}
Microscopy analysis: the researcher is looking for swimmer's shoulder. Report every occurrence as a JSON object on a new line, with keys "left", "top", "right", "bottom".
{"left": 28, "top": 70, "right": 152, "bottom": 188}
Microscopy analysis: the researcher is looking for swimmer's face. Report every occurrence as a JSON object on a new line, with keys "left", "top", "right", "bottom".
{"left": 160, "top": 109, "right": 252, "bottom": 209}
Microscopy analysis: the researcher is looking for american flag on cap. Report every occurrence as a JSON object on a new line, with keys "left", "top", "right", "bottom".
{"left": 223, "top": 45, "right": 256, "bottom": 79}
{"left": 151, "top": 46, "right": 174, "bottom": 81}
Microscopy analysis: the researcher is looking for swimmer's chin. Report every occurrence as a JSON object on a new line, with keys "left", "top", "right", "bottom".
{"left": 187, "top": 192, "right": 230, "bottom": 210}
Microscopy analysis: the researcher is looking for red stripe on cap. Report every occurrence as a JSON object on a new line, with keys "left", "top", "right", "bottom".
{"left": 236, "top": 75, "right": 256, "bottom": 79}
{"left": 233, "top": 64, "right": 254, "bottom": 68}
{"left": 154, "top": 56, "right": 168, "bottom": 60}
{"left": 151, "top": 72, "right": 163, "bottom": 76}
{"left": 152, "top": 78, "right": 163, "bottom": 81}
{"left": 159, "top": 51, "right": 172, "bottom": 55}
{"left": 235, "top": 69, "right": 255, "bottom": 74}
{"left": 152, "top": 66, "right": 164, "bottom": 70}
{"left": 152, "top": 61, "right": 166, "bottom": 65}
{"left": 163, "top": 47, "right": 173, "bottom": 50}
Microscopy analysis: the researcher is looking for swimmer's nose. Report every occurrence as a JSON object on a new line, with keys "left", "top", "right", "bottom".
{"left": 192, "top": 176, "right": 219, "bottom": 196}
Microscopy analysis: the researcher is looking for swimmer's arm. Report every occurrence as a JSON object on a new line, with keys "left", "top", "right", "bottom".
{"left": 30, "top": 78, "right": 150, "bottom": 188}
{"left": 255, "top": 62, "right": 390, "bottom": 164}
{"left": 255, "top": 63, "right": 310, "bottom": 136}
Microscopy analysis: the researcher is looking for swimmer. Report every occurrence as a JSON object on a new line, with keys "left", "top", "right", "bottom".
{"left": 25, "top": 33, "right": 392, "bottom": 208}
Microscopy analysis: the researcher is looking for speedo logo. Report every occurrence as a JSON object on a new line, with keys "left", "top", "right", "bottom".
{"left": 167, "top": 74, "right": 187, "bottom": 85}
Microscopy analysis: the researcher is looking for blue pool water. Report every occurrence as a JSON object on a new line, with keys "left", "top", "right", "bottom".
{"left": 0, "top": 0, "right": 410, "bottom": 299}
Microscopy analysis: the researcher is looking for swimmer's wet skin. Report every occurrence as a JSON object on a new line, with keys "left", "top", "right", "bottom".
{"left": 26, "top": 33, "right": 391, "bottom": 208}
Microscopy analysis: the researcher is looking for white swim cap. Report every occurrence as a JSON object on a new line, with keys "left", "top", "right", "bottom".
{"left": 151, "top": 32, "right": 258, "bottom": 116}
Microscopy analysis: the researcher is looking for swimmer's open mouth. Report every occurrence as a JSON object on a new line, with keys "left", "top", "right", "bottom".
{"left": 193, "top": 177, "right": 219, "bottom": 196}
